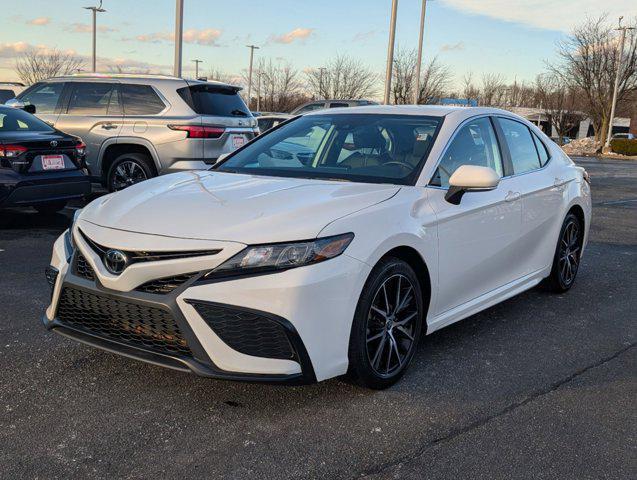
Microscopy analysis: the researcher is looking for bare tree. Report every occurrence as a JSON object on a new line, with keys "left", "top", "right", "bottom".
{"left": 551, "top": 15, "right": 637, "bottom": 145}
{"left": 536, "top": 74, "right": 585, "bottom": 144}
{"left": 248, "top": 59, "right": 306, "bottom": 112}
{"left": 462, "top": 71, "right": 480, "bottom": 101}
{"left": 388, "top": 48, "right": 452, "bottom": 104}
{"left": 15, "top": 49, "right": 84, "bottom": 85}
{"left": 306, "top": 54, "right": 377, "bottom": 99}
{"left": 480, "top": 73, "right": 507, "bottom": 106}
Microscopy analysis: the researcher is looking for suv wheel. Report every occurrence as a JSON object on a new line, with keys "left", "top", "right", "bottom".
{"left": 106, "top": 153, "right": 154, "bottom": 192}
{"left": 347, "top": 257, "right": 424, "bottom": 389}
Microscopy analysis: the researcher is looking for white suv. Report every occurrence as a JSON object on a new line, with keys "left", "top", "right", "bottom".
{"left": 8, "top": 74, "right": 258, "bottom": 191}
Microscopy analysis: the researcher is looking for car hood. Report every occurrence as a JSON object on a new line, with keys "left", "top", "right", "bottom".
{"left": 81, "top": 171, "right": 400, "bottom": 243}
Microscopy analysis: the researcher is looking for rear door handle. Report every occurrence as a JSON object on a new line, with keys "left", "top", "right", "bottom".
{"left": 101, "top": 123, "right": 118, "bottom": 130}
{"left": 505, "top": 191, "right": 521, "bottom": 202}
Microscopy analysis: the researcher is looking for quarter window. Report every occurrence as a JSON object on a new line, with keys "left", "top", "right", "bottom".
{"left": 19, "top": 82, "right": 64, "bottom": 114}
{"left": 121, "top": 84, "right": 165, "bottom": 115}
{"left": 430, "top": 117, "right": 503, "bottom": 188}
{"left": 532, "top": 132, "right": 549, "bottom": 166}
{"left": 67, "top": 82, "right": 116, "bottom": 115}
{"left": 498, "top": 118, "right": 541, "bottom": 174}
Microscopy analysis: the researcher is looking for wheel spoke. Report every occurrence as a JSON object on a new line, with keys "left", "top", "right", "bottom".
{"left": 394, "top": 276, "right": 401, "bottom": 314}
{"left": 385, "top": 335, "right": 393, "bottom": 373}
{"left": 394, "top": 311, "right": 417, "bottom": 327}
{"left": 382, "top": 283, "right": 391, "bottom": 313}
{"left": 371, "top": 335, "right": 386, "bottom": 369}
{"left": 371, "top": 305, "right": 387, "bottom": 318}
{"left": 367, "top": 331, "right": 385, "bottom": 343}
{"left": 396, "top": 287, "right": 413, "bottom": 313}
{"left": 395, "top": 326, "right": 414, "bottom": 341}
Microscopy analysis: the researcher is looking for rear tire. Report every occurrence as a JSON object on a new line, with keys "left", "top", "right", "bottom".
{"left": 34, "top": 201, "right": 67, "bottom": 215}
{"left": 347, "top": 257, "right": 424, "bottom": 389}
{"left": 543, "top": 213, "right": 583, "bottom": 293}
{"left": 106, "top": 153, "right": 155, "bottom": 192}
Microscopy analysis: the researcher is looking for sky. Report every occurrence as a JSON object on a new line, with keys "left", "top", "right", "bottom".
{"left": 2, "top": 0, "right": 636, "bottom": 96}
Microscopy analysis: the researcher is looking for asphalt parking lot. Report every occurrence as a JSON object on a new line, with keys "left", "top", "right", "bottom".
{"left": 1, "top": 157, "right": 635, "bottom": 480}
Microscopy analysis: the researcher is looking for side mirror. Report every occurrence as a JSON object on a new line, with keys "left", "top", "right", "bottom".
{"left": 23, "top": 104, "right": 36, "bottom": 114}
{"left": 5, "top": 98, "right": 35, "bottom": 114}
{"left": 445, "top": 165, "right": 500, "bottom": 205}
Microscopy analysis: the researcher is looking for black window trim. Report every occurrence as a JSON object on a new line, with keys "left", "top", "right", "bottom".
{"left": 494, "top": 115, "right": 552, "bottom": 178}
{"left": 426, "top": 114, "right": 507, "bottom": 189}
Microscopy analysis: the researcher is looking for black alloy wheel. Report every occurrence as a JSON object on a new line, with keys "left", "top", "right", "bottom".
{"left": 544, "top": 212, "right": 583, "bottom": 292}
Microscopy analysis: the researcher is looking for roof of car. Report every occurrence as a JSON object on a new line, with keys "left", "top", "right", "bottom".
{"left": 39, "top": 73, "right": 240, "bottom": 89}
{"left": 307, "top": 105, "right": 513, "bottom": 118}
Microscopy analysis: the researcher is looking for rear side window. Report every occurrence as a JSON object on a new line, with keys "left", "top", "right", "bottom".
{"left": 67, "top": 82, "right": 117, "bottom": 115}
{"left": 532, "top": 132, "right": 550, "bottom": 166}
{"left": 121, "top": 84, "right": 165, "bottom": 115}
{"left": 329, "top": 102, "right": 349, "bottom": 108}
{"left": 0, "top": 89, "right": 16, "bottom": 103}
{"left": 498, "top": 117, "right": 541, "bottom": 174}
{"left": 19, "top": 82, "right": 63, "bottom": 114}
{"left": 178, "top": 85, "right": 249, "bottom": 117}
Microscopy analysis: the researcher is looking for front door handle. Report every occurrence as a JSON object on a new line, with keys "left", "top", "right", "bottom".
{"left": 505, "top": 191, "right": 521, "bottom": 202}
{"left": 101, "top": 123, "right": 118, "bottom": 130}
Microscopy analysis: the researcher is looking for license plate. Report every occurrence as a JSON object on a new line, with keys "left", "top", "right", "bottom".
{"left": 232, "top": 135, "right": 246, "bottom": 149}
{"left": 42, "top": 155, "right": 65, "bottom": 170}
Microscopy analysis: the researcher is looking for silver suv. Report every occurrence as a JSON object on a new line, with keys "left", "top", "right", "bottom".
{"left": 8, "top": 74, "right": 257, "bottom": 191}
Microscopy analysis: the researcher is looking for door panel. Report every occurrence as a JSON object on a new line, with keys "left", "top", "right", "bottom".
{"left": 428, "top": 183, "right": 522, "bottom": 315}
{"left": 54, "top": 82, "right": 123, "bottom": 176}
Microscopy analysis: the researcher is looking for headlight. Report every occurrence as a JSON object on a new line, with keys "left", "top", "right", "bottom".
{"left": 205, "top": 233, "right": 354, "bottom": 279}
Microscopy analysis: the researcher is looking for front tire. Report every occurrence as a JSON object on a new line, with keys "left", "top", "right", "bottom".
{"left": 347, "top": 257, "right": 424, "bottom": 389}
{"left": 543, "top": 213, "right": 583, "bottom": 292}
{"left": 106, "top": 153, "right": 154, "bottom": 192}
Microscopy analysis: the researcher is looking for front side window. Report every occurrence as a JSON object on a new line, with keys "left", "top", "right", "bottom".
{"left": 0, "top": 107, "right": 54, "bottom": 132}
{"left": 430, "top": 117, "right": 503, "bottom": 188}
{"left": 216, "top": 114, "right": 442, "bottom": 185}
{"left": 19, "top": 82, "right": 64, "bottom": 114}
{"left": 67, "top": 82, "right": 116, "bottom": 115}
{"left": 121, "top": 84, "right": 165, "bottom": 115}
{"left": 498, "top": 117, "right": 541, "bottom": 174}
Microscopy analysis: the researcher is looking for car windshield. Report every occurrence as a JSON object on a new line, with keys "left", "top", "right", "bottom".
{"left": 215, "top": 114, "right": 442, "bottom": 185}
{"left": 0, "top": 107, "right": 54, "bottom": 132}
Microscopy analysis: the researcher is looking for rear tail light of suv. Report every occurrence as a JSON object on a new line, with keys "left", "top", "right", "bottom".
{"left": 168, "top": 125, "right": 226, "bottom": 139}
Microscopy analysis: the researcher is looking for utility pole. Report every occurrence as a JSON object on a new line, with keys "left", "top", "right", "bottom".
{"left": 83, "top": 0, "right": 106, "bottom": 73}
{"left": 192, "top": 59, "right": 203, "bottom": 79}
{"left": 256, "top": 71, "right": 262, "bottom": 112}
{"left": 246, "top": 45, "right": 260, "bottom": 108}
{"left": 605, "top": 16, "right": 635, "bottom": 149}
{"left": 173, "top": 0, "right": 184, "bottom": 77}
{"left": 383, "top": 0, "right": 399, "bottom": 105}
{"left": 318, "top": 67, "right": 327, "bottom": 99}
{"left": 414, "top": 0, "right": 428, "bottom": 104}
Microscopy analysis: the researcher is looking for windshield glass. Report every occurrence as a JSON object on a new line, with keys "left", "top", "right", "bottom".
{"left": 0, "top": 107, "right": 54, "bottom": 132}
{"left": 215, "top": 114, "right": 442, "bottom": 184}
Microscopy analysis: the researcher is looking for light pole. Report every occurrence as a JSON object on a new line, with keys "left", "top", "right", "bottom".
{"left": 256, "top": 71, "right": 262, "bottom": 112}
{"left": 383, "top": 0, "right": 399, "bottom": 105}
{"left": 192, "top": 59, "right": 202, "bottom": 79}
{"left": 173, "top": 0, "right": 184, "bottom": 77}
{"left": 83, "top": 1, "right": 106, "bottom": 73}
{"left": 414, "top": 0, "right": 428, "bottom": 104}
{"left": 246, "top": 45, "right": 260, "bottom": 108}
{"left": 605, "top": 16, "right": 635, "bottom": 148}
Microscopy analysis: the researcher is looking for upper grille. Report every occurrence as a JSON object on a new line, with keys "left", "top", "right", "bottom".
{"left": 57, "top": 286, "right": 191, "bottom": 357}
{"left": 135, "top": 273, "right": 198, "bottom": 294}
{"left": 188, "top": 301, "right": 296, "bottom": 360}
{"left": 75, "top": 254, "right": 95, "bottom": 281}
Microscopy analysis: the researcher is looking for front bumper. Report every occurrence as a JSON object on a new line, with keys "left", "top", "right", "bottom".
{"left": 44, "top": 229, "right": 370, "bottom": 383}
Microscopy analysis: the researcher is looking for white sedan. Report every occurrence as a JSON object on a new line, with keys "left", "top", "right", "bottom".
{"left": 43, "top": 106, "right": 591, "bottom": 389}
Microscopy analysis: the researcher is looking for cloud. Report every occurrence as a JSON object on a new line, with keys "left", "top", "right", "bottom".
{"left": 440, "top": 41, "right": 465, "bottom": 52}
{"left": 66, "top": 23, "right": 118, "bottom": 34}
{"left": 269, "top": 28, "right": 314, "bottom": 44}
{"left": 440, "top": 0, "right": 637, "bottom": 32}
{"left": 134, "top": 28, "right": 222, "bottom": 46}
{"left": 28, "top": 17, "right": 50, "bottom": 26}
{"left": 353, "top": 30, "right": 377, "bottom": 43}
{"left": 0, "top": 42, "right": 31, "bottom": 58}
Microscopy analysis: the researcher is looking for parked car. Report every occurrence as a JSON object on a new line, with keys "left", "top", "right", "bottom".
{"left": 611, "top": 132, "right": 635, "bottom": 140}
{"left": 256, "top": 114, "right": 292, "bottom": 133}
{"left": 44, "top": 106, "right": 591, "bottom": 388}
{"left": 290, "top": 99, "right": 378, "bottom": 115}
{"left": 0, "top": 82, "right": 26, "bottom": 103}
{"left": 7, "top": 74, "right": 257, "bottom": 191}
{"left": 0, "top": 105, "right": 90, "bottom": 213}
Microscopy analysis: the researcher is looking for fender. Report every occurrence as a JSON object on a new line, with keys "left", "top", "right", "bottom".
{"left": 97, "top": 136, "right": 162, "bottom": 176}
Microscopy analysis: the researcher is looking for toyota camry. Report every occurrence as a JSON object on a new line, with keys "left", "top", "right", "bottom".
{"left": 43, "top": 106, "right": 591, "bottom": 389}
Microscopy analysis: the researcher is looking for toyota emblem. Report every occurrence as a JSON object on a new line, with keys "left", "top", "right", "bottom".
{"left": 50, "top": 140, "right": 58, "bottom": 147}
{"left": 104, "top": 249, "right": 129, "bottom": 274}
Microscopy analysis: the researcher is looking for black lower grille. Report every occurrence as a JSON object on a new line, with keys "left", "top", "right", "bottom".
{"left": 75, "top": 254, "right": 95, "bottom": 281}
{"left": 45, "top": 265, "right": 59, "bottom": 290}
{"left": 189, "top": 301, "right": 296, "bottom": 360}
{"left": 57, "top": 287, "right": 191, "bottom": 357}
{"left": 135, "top": 273, "right": 197, "bottom": 294}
